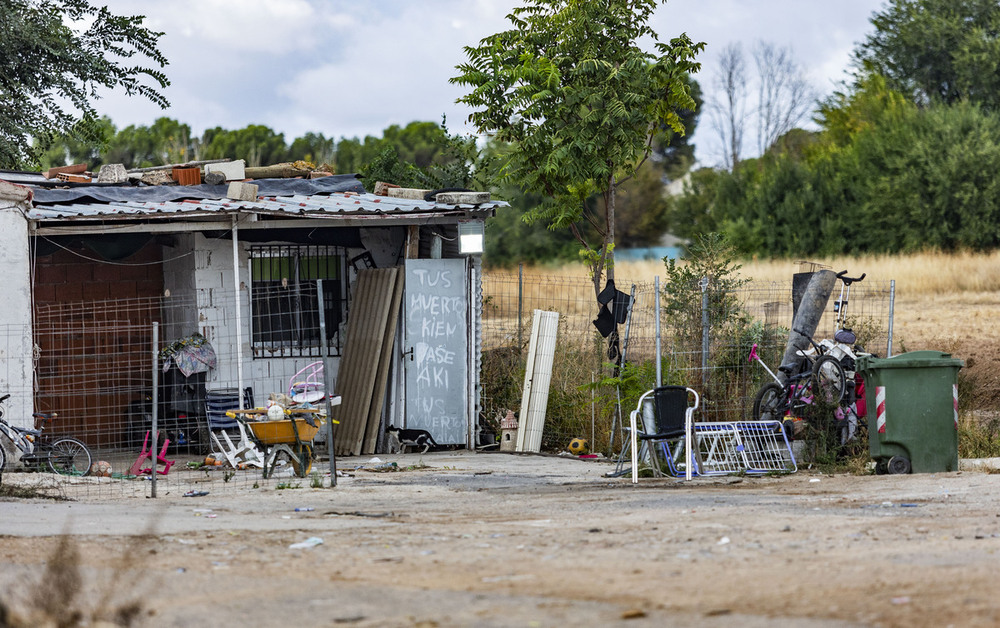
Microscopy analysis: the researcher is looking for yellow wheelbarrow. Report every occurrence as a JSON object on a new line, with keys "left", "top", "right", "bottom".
{"left": 228, "top": 408, "right": 326, "bottom": 478}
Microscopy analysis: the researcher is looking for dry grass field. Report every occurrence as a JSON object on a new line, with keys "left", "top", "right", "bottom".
{"left": 521, "top": 251, "right": 1000, "bottom": 413}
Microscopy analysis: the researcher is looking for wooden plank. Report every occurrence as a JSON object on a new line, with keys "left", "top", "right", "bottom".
{"left": 405, "top": 225, "right": 420, "bottom": 259}
{"left": 361, "top": 267, "right": 404, "bottom": 454}
{"left": 351, "top": 270, "right": 396, "bottom": 454}
{"left": 332, "top": 272, "right": 375, "bottom": 455}
{"left": 332, "top": 268, "right": 397, "bottom": 455}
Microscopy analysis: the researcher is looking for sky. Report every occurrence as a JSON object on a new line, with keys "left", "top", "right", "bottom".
{"left": 94, "top": 0, "right": 887, "bottom": 168}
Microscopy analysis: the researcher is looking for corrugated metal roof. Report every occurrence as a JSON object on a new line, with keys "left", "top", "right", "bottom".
{"left": 26, "top": 191, "right": 503, "bottom": 221}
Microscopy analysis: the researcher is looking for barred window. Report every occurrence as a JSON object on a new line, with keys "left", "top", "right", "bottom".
{"left": 249, "top": 245, "right": 347, "bottom": 357}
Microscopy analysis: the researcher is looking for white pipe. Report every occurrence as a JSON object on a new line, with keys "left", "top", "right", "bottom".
{"left": 685, "top": 388, "right": 700, "bottom": 481}
{"left": 232, "top": 214, "right": 245, "bottom": 410}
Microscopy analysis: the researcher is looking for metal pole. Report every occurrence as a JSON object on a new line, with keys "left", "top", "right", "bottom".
{"left": 590, "top": 373, "right": 597, "bottom": 451}
{"left": 654, "top": 276, "right": 662, "bottom": 387}
{"left": 887, "top": 279, "right": 896, "bottom": 357}
{"left": 232, "top": 215, "right": 245, "bottom": 410}
{"left": 317, "top": 280, "right": 337, "bottom": 487}
{"left": 610, "top": 285, "right": 637, "bottom": 457}
{"left": 517, "top": 263, "right": 523, "bottom": 350}
{"left": 700, "top": 277, "right": 710, "bottom": 391}
{"left": 150, "top": 322, "right": 159, "bottom": 498}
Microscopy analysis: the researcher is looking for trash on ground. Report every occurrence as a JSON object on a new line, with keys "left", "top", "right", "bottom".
{"left": 183, "top": 490, "right": 209, "bottom": 497}
{"left": 289, "top": 536, "right": 324, "bottom": 549}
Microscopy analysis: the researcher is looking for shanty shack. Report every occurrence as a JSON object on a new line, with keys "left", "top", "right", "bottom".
{"left": 0, "top": 165, "right": 503, "bottom": 457}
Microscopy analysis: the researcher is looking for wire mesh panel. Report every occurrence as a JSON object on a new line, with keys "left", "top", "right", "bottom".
{"left": 481, "top": 271, "right": 894, "bottom": 458}
{"left": 0, "top": 289, "right": 342, "bottom": 498}
{"left": 685, "top": 421, "right": 797, "bottom": 475}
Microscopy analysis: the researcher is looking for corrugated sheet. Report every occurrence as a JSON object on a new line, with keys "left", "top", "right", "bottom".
{"left": 26, "top": 192, "right": 502, "bottom": 221}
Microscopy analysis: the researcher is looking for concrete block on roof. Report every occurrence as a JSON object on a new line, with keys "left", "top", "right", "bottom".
{"left": 436, "top": 191, "right": 490, "bottom": 205}
{"left": 44, "top": 163, "right": 87, "bottom": 179}
{"left": 97, "top": 163, "right": 128, "bottom": 184}
{"left": 227, "top": 181, "right": 258, "bottom": 201}
{"left": 387, "top": 187, "right": 433, "bottom": 201}
{"left": 206, "top": 159, "right": 246, "bottom": 182}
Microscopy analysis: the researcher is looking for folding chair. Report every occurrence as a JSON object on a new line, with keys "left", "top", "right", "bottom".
{"left": 289, "top": 361, "right": 326, "bottom": 403}
{"left": 629, "top": 386, "right": 701, "bottom": 483}
{"left": 205, "top": 388, "right": 264, "bottom": 469}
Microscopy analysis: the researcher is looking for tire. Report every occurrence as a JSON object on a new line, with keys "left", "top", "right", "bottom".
{"left": 0, "top": 442, "right": 6, "bottom": 474}
{"left": 46, "top": 437, "right": 93, "bottom": 476}
{"left": 887, "top": 455, "right": 911, "bottom": 475}
{"left": 811, "top": 355, "right": 847, "bottom": 404}
{"left": 752, "top": 383, "right": 785, "bottom": 421}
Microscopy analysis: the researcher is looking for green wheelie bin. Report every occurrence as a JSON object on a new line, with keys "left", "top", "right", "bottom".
{"left": 857, "top": 351, "right": 964, "bottom": 474}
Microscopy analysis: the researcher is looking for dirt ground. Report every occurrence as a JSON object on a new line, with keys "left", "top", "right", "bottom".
{"left": 2, "top": 450, "right": 1000, "bottom": 628}
{"left": 1, "top": 291, "right": 997, "bottom": 627}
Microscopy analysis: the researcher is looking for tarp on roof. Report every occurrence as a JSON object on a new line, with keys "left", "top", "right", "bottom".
{"left": 30, "top": 173, "right": 366, "bottom": 205}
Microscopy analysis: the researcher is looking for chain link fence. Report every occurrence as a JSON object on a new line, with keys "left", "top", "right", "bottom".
{"left": 482, "top": 270, "right": 894, "bottom": 456}
{"left": 0, "top": 290, "right": 341, "bottom": 498}
{"left": 0, "top": 267, "right": 893, "bottom": 498}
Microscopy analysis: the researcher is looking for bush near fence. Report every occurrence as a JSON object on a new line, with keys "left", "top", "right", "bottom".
{"left": 481, "top": 272, "right": 893, "bottom": 456}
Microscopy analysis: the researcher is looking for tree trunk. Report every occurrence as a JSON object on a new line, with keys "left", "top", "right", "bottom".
{"left": 606, "top": 173, "right": 616, "bottom": 286}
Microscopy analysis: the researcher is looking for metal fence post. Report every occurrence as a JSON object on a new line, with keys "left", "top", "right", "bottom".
{"left": 887, "top": 279, "right": 896, "bottom": 357}
{"left": 700, "top": 276, "right": 710, "bottom": 390}
{"left": 517, "top": 263, "right": 523, "bottom": 350}
{"left": 317, "top": 280, "right": 337, "bottom": 487}
{"left": 654, "top": 276, "right": 662, "bottom": 387}
{"left": 150, "top": 321, "right": 158, "bottom": 499}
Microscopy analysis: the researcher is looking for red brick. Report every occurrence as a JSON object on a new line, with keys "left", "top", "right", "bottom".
{"left": 92, "top": 264, "right": 122, "bottom": 282}
{"left": 113, "top": 281, "right": 138, "bottom": 299}
{"left": 65, "top": 264, "right": 93, "bottom": 283}
{"left": 135, "top": 279, "right": 163, "bottom": 298}
{"left": 32, "top": 283, "right": 57, "bottom": 304}
{"left": 82, "top": 282, "right": 110, "bottom": 301}
{"left": 57, "top": 283, "right": 83, "bottom": 302}
{"left": 34, "top": 264, "right": 66, "bottom": 284}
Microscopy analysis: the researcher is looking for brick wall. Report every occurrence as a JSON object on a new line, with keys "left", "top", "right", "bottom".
{"left": 32, "top": 241, "right": 164, "bottom": 447}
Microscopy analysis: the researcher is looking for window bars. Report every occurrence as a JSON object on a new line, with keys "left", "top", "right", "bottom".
{"left": 249, "top": 245, "right": 347, "bottom": 358}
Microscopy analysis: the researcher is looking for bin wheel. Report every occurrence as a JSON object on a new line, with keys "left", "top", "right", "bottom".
{"left": 887, "top": 456, "right": 911, "bottom": 475}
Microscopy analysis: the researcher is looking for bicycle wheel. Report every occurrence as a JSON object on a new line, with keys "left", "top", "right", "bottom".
{"left": 752, "top": 382, "right": 785, "bottom": 421}
{"left": 46, "top": 437, "right": 93, "bottom": 476}
{"left": 0, "top": 441, "right": 6, "bottom": 474}
{"left": 811, "top": 355, "right": 846, "bottom": 404}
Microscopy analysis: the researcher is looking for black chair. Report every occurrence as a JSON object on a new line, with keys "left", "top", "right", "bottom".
{"left": 628, "top": 385, "right": 701, "bottom": 481}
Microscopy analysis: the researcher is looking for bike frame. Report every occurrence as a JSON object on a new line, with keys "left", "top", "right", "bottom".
{"left": 748, "top": 343, "right": 781, "bottom": 385}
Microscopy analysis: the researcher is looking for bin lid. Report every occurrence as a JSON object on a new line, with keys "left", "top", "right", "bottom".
{"left": 857, "top": 350, "right": 964, "bottom": 372}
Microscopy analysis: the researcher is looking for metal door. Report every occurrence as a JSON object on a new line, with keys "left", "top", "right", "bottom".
{"left": 404, "top": 259, "right": 468, "bottom": 444}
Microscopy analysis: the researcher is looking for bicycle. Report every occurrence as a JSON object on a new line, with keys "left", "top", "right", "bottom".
{"left": 0, "top": 394, "right": 93, "bottom": 476}
{"left": 749, "top": 330, "right": 847, "bottom": 423}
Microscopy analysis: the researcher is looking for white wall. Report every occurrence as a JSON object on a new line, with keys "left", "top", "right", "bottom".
{"left": 188, "top": 231, "right": 343, "bottom": 405}
{"left": 0, "top": 204, "right": 35, "bottom": 429}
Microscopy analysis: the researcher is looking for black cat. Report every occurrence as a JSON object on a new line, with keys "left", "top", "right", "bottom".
{"left": 386, "top": 425, "right": 439, "bottom": 454}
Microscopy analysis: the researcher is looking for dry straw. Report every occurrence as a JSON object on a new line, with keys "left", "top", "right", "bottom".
{"left": 516, "top": 250, "right": 1000, "bottom": 296}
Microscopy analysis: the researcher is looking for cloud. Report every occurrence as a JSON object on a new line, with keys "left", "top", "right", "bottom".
{"left": 85, "top": 0, "right": 883, "bottom": 165}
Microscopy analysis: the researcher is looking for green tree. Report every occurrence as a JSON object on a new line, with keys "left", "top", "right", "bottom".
{"left": 36, "top": 115, "right": 115, "bottom": 169}
{"left": 0, "top": 0, "right": 168, "bottom": 169}
{"left": 651, "top": 75, "right": 703, "bottom": 180}
{"left": 102, "top": 117, "right": 193, "bottom": 168}
{"left": 613, "top": 161, "right": 671, "bottom": 248}
{"left": 452, "top": 0, "right": 702, "bottom": 296}
{"left": 855, "top": 0, "right": 1000, "bottom": 108}
{"left": 664, "top": 167, "right": 723, "bottom": 240}
{"left": 200, "top": 125, "right": 289, "bottom": 167}
{"left": 288, "top": 132, "right": 336, "bottom": 166}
